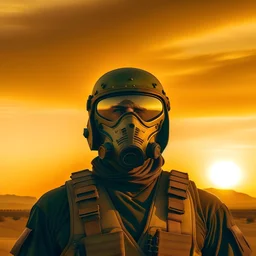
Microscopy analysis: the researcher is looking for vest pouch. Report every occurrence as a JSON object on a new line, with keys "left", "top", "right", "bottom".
{"left": 82, "top": 230, "right": 125, "bottom": 256}
{"left": 155, "top": 229, "right": 192, "bottom": 256}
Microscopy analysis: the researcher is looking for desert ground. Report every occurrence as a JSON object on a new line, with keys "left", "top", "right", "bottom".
{"left": 0, "top": 216, "right": 255, "bottom": 256}
{"left": 0, "top": 217, "right": 27, "bottom": 256}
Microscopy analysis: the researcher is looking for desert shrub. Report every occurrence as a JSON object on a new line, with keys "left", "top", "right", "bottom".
{"left": 12, "top": 216, "right": 21, "bottom": 221}
{"left": 0, "top": 216, "right": 5, "bottom": 222}
{"left": 246, "top": 217, "right": 255, "bottom": 224}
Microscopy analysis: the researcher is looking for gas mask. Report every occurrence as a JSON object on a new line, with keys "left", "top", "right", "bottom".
{"left": 94, "top": 94, "right": 165, "bottom": 168}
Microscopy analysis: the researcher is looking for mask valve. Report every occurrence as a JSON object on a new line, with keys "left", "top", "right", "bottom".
{"left": 146, "top": 142, "right": 161, "bottom": 159}
{"left": 119, "top": 146, "right": 144, "bottom": 168}
{"left": 98, "top": 142, "right": 114, "bottom": 160}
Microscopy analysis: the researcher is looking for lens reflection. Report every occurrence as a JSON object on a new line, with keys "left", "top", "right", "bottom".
{"left": 97, "top": 95, "right": 162, "bottom": 121}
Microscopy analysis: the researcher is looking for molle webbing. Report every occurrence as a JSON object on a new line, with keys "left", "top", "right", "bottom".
{"left": 153, "top": 170, "right": 192, "bottom": 256}
{"left": 71, "top": 170, "right": 101, "bottom": 236}
{"left": 167, "top": 170, "right": 189, "bottom": 233}
{"left": 70, "top": 170, "right": 125, "bottom": 256}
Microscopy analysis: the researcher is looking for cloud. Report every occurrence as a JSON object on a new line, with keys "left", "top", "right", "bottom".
{"left": 0, "top": 0, "right": 256, "bottom": 114}
{"left": 164, "top": 52, "right": 256, "bottom": 87}
{"left": 137, "top": 43, "right": 256, "bottom": 116}
{"left": 1, "top": 1, "right": 256, "bottom": 46}
{"left": 170, "top": 116, "right": 256, "bottom": 148}
{"left": 0, "top": 0, "right": 95, "bottom": 15}
{"left": 145, "top": 21, "right": 256, "bottom": 79}
{"left": 161, "top": 23, "right": 256, "bottom": 57}
{"left": 0, "top": 3, "right": 28, "bottom": 15}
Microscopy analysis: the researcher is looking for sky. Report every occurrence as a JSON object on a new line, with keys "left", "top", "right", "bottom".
{"left": 0, "top": 0, "right": 256, "bottom": 198}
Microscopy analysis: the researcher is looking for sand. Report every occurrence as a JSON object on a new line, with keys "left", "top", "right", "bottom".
{"left": 0, "top": 217, "right": 255, "bottom": 255}
{"left": 0, "top": 217, "right": 27, "bottom": 256}
{"left": 234, "top": 218, "right": 256, "bottom": 255}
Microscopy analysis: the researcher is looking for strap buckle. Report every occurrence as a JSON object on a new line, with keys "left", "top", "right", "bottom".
{"left": 78, "top": 204, "right": 100, "bottom": 221}
{"left": 75, "top": 185, "right": 99, "bottom": 202}
{"left": 168, "top": 197, "right": 185, "bottom": 214}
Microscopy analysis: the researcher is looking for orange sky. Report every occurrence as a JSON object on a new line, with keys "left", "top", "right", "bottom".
{"left": 1, "top": 0, "right": 256, "bottom": 198}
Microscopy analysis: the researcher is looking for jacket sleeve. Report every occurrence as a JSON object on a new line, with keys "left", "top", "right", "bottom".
{"left": 202, "top": 203, "right": 252, "bottom": 256}
{"left": 10, "top": 204, "right": 61, "bottom": 256}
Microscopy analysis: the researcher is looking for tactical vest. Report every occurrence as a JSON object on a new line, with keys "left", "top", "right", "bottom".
{"left": 61, "top": 170, "right": 202, "bottom": 256}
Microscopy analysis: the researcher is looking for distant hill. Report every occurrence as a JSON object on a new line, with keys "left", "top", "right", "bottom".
{"left": 204, "top": 188, "right": 256, "bottom": 209}
{"left": 0, "top": 194, "right": 37, "bottom": 210}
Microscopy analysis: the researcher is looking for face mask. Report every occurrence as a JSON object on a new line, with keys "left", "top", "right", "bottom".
{"left": 94, "top": 94, "right": 165, "bottom": 168}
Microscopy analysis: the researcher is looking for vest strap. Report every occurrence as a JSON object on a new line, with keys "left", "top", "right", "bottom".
{"left": 167, "top": 212, "right": 183, "bottom": 222}
{"left": 71, "top": 169, "right": 92, "bottom": 179}
{"left": 168, "top": 197, "right": 184, "bottom": 214}
{"left": 167, "top": 170, "right": 190, "bottom": 233}
{"left": 71, "top": 169, "right": 102, "bottom": 236}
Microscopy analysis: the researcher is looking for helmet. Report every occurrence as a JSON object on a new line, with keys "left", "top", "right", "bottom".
{"left": 84, "top": 67, "right": 170, "bottom": 167}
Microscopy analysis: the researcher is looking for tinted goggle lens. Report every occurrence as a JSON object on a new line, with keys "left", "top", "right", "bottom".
{"left": 96, "top": 95, "right": 163, "bottom": 122}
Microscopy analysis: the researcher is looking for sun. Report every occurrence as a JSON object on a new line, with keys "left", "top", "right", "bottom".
{"left": 208, "top": 161, "right": 242, "bottom": 189}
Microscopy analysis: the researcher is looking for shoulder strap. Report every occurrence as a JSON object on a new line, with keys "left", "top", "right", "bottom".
{"left": 63, "top": 170, "right": 127, "bottom": 256}
{"left": 156, "top": 170, "right": 202, "bottom": 256}
{"left": 145, "top": 170, "right": 201, "bottom": 256}
{"left": 167, "top": 169, "right": 190, "bottom": 234}
{"left": 168, "top": 170, "right": 202, "bottom": 255}
{"left": 69, "top": 169, "right": 101, "bottom": 236}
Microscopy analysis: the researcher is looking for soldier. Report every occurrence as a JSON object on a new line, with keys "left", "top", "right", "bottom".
{"left": 11, "top": 68, "right": 252, "bottom": 256}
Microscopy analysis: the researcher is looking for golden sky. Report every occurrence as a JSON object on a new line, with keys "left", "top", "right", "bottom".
{"left": 1, "top": 0, "right": 256, "bottom": 198}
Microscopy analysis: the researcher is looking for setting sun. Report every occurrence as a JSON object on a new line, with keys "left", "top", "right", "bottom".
{"left": 208, "top": 161, "right": 242, "bottom": 189}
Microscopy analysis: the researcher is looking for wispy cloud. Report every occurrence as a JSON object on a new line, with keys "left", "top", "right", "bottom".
{"left": 0, "top": 0, "right": 92, "bottom": 15}
{"left": 161, "top": 23, "right": 256, "bottom": 57}
{"left": 170, "top": 116, "right": 256, "bottom": 149}
{"left": 1, "top": 1, "right": 256, "bottom": 115}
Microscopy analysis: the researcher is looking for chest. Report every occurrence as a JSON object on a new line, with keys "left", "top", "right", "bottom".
{"left": 60, "top": 171, "right": 203, "bottom": 256}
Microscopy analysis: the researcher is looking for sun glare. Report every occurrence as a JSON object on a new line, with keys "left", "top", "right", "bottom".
{"left": 209, "top": 161, "right": 242, "bottom": 189}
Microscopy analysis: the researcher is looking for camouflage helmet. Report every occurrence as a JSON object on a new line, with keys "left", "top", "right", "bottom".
{"left": 84, "top": 67, "right": 171, "bottom": 152}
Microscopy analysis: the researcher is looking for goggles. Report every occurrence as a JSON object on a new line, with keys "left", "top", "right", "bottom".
{"left": 96, "top": 95, "right": 163, "bottom": 122}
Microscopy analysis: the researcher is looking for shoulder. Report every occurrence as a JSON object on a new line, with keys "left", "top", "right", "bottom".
{"left": 161, "top": 171, "right": 224, "bottom": 213}
{"left": 11, "top": 185, "right": 70, "bottom": 256}
{"left": 189, "top": 182, "right": 236, "bottom": 229}
{"left": 197, "top": 189, "right": 252, "bottom": 254}
{"left": 188, "top": 180, "right": 225, "bottom": 219}
{"left": 26, "top": 184, "right": 70, "bottom": 238}
{"left": 197, "top": 188, "right": 223, "bottom": 213}
{"left": 36, "top": 184, "right": 68, "bottom": 214}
